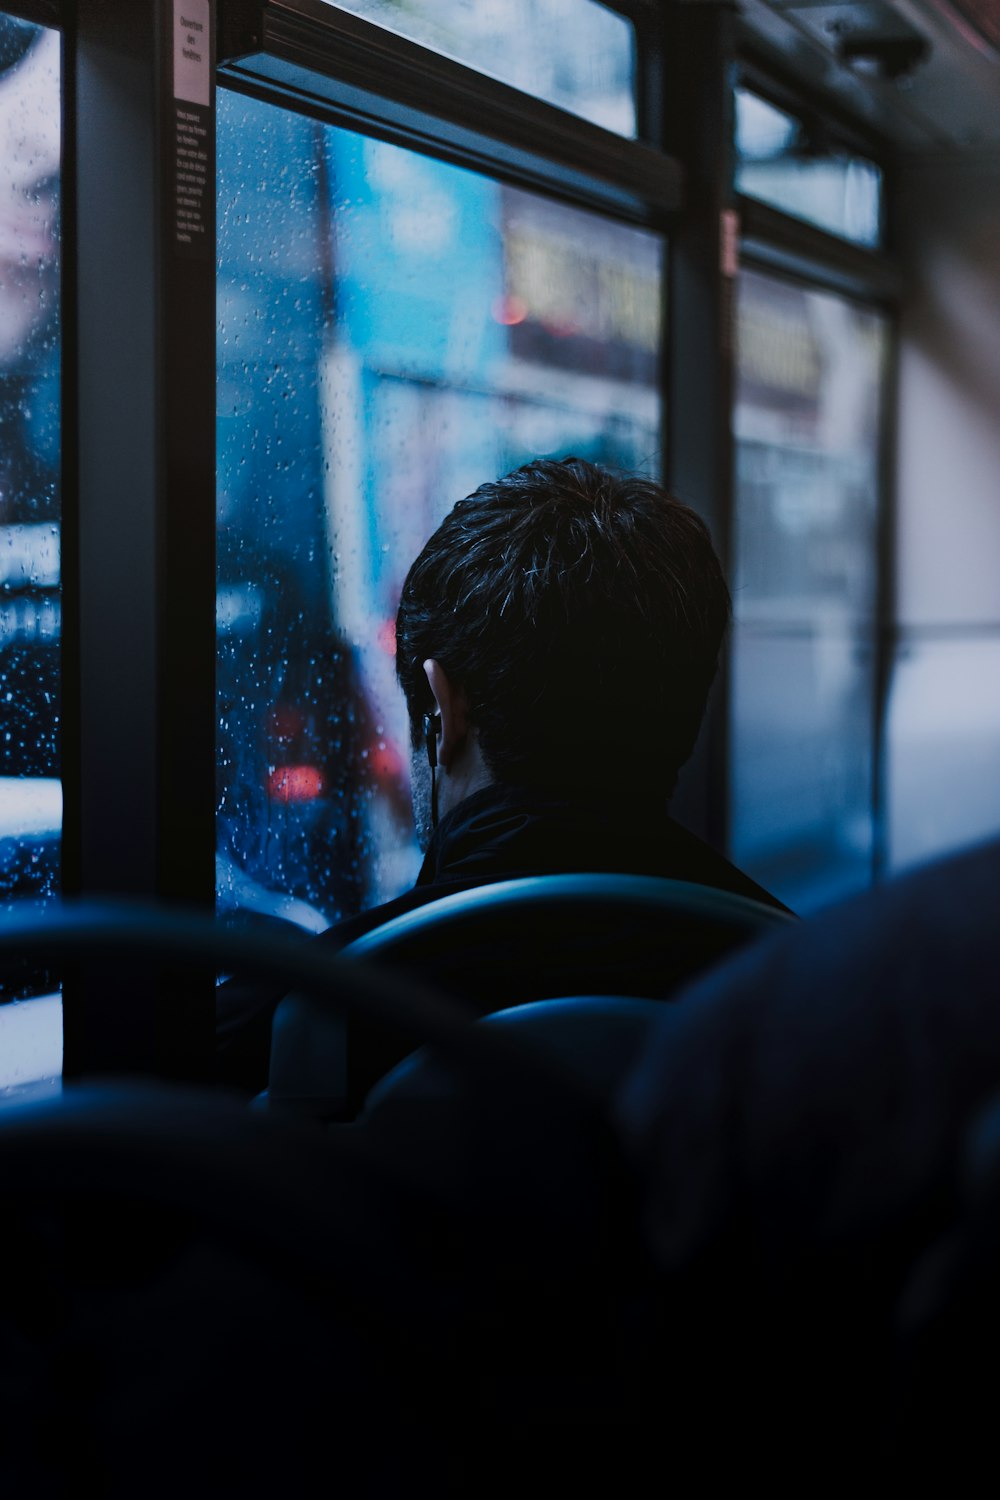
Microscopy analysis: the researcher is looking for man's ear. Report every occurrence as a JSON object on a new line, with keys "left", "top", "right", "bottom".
{"left": 423, "top": 659, "right": 469, "bottom": 770}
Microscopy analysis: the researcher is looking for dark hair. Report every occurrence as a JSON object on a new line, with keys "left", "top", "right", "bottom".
{"left": 395, "top": 457, "right": 731, "bottom": 797}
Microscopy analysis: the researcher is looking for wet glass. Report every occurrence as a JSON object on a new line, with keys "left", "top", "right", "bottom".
{"left": 735, "top": 88, "right": 883, "bottom": 250}
{"left": 886, "top": 636, "right": 1000, "bottom": 873}
{"left": 0, "top": 17, "right": 62, "bottom": 1087}
{"left": 729, "top": 269, "right": 888, "bottom": 912}
{"left": 732, "top": 270, "right": 885, "bottom": 626}
{"left": 217, "top": 91, "right": 662, "bottom": 921}
{"left": 323, "top": 0, "right": 637, "bottom": 136}
{"left": 730, "top": 630, "right": 876, "bottom": 911}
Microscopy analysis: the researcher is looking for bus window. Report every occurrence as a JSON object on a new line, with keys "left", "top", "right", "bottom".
{"left": 729, "top": 268, "right": 888, "bottom": 912}
{"left": 327, "top": 0, "right": 637, "bottom": 137}
{"left": 216, "top": 90, "right": 662, "bottom": 923}
{"left": 735, "top": 87, "right": 883, "bottom": 250}
{"left": 0, "top": 16, "right": 61, "bottom": 1086}
{"left": 887, "top": 639, "right": 1000, "bottom": 871}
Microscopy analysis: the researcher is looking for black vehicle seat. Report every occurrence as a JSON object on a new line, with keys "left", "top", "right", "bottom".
{"left": 364, "top": 994, "right": 665, "bottom": 1115}
{"left": 0, "top": 900, "right": 641, "bottom": 1496}
{"left": 266, "top": 873, "right": 793, "bottom": 1119}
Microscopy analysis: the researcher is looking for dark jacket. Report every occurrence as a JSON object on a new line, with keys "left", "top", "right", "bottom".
{"left": 215, "top": 781, "right": 788, "bottom": 1100}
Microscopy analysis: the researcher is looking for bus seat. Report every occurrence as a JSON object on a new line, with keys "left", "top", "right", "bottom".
{"left": 364, "top": 994, "right": 665, "bottom": 1114}
{"left": 887, "top": 1087, "right": 1000, "bottom": 1478}
{"left": 344, "top": 872, "right": 791, "bottom": 995}
{"left": 0, "top": 902, "right": 635, "bottom": 1494}
{"left": 0, "top": 1075, "right": 636, "bottom": 1495}
{"left": 615, "top": 832, "right": 1000, "bottom": 1484}
{"left": 268, "top": 872, "right": 792, "bottom": 1118}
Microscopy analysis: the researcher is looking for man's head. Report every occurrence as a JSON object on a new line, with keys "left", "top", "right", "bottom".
{"left": 396, "top": 457, "right": 731, "bottom": 822}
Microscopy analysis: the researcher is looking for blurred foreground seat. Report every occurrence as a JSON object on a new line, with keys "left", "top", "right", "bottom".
{"left": 618, "top": 833, "right": 1000, "bottom": 1483}
{"left": 0, "top": 903, "right": 640, "bottom": 1496}
{"left": 4, "top": 838, "right": 1000, "bottom": 1491}
{"left": 0, "top": 1070, "right": 642, "bottom": 1497}
{"left": 269, "top": 872, "right": 792, "bottom": 1118}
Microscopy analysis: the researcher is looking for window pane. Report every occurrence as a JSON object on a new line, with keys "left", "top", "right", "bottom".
{"left": 735, "top": 88, "right": 883, "bottom": 249}
{"left": 730, "top": 630, "right": 875, "bottom": 912}
{"left": 325, "top": 0, "right": 637, "bottom": 136}
{"left": 733, "top": 270, "right": 886, "bottom": 628}
{"left": 217, "top": 93, "right": 662, "bottom": 923}
{"left": 729, "top": 269, "right": 887, "bottom": 913}
{"left": 887, "top": 636, "right": 1000, "bottom": 874}
{"left": 0, "top": 16, "right": 62, "bottom": 1087}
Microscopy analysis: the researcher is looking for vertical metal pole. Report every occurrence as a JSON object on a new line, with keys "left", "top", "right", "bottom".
{"left": 61, "top": 0, "right": 216, "bottom": 1079}
{"left": 658, "top": 1, "right": 737, "bottom": 853}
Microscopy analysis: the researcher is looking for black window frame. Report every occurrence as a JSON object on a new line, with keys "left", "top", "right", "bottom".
{"left": 729, "top": 51, "right": 901, "bottom": 903}
{"left": 7, "top": 0, "right": 902, "bottom": 1078}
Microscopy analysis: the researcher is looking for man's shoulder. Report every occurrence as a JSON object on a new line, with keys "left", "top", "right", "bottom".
{"left": 324, "top": 796, "right": 792, "bottom": 948}
{"left": 655, "top": 818, "right": 793, "bottom": 914}
{"left": 325, "top": 828, "right": 790, "bottom": 952}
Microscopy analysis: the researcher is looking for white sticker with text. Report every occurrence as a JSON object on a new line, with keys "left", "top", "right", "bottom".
{"left": 174, "top": 0, "right": 210, "bottom": 107}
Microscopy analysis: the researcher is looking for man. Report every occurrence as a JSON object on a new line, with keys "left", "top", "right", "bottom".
{"left": 216, "top": 457, "right": 787, "bottom": 1098}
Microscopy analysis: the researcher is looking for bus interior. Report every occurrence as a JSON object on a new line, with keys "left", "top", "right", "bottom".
{"left": 1, "top": 0, "right": 999, "bottom": 1486}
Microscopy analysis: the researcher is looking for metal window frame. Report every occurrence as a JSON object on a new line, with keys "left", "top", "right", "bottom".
{"left": 739, "top": 195, "right": 902, "bottom": 303}
{"left": 730, "top": 53, "right": 901, "bottom": 901}
{"left": 0, "top": 0, "right": 60, "bottom": 25}
{"left": 738, "top": 51, "right": 896, "bottom": 166}
{"left": 38, "top": 0, "right": 907, "bottom": 1074}
{"left": 61, "top": 0, "right": 217, "bottom": 1078}
{"left": 218, "top": 0, "right": 682, "bottom": 225}
{"left": 53, "top": 0, "right": 686, "bottom": 1079}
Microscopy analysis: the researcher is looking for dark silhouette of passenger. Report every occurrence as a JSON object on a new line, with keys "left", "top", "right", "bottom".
{"left": 617, "top": 829, "right": 1000, "bottom": 1486}
{"left": 216, "top": 457, "right": 787, "bottom": 1097}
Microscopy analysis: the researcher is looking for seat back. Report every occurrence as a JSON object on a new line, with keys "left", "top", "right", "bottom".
{"left": 345, "top": 873, "right": 791, "bottom": 1009}
{"left": 268, "top": 874, "right": 792, "bottom": 1116}
{"left": 365, "top": 994, "right": 665, "bottom": 1111}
